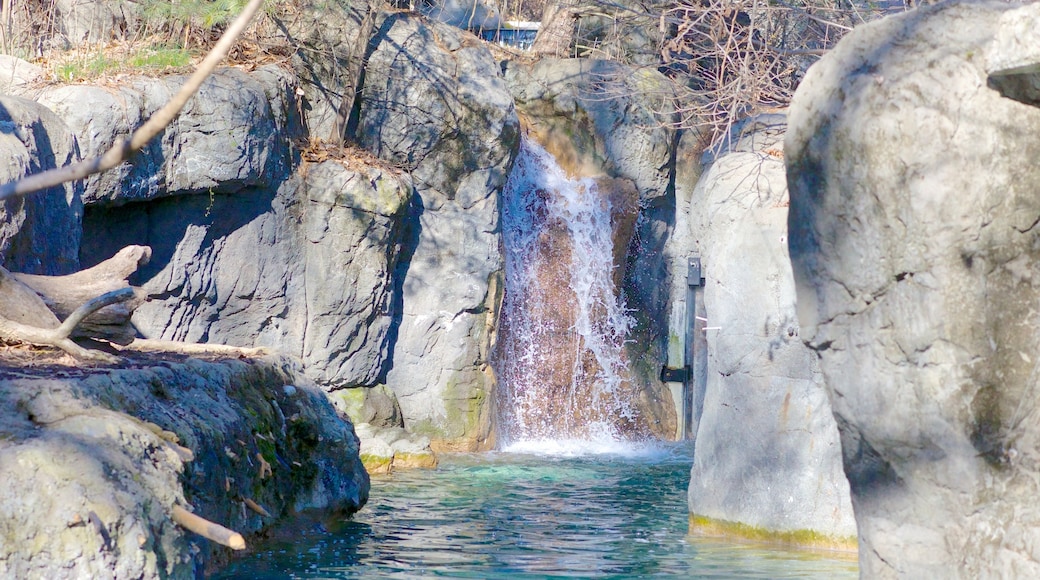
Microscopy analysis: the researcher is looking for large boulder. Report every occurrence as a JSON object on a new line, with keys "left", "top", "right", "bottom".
{"left": 70, "top": 64, "right": 413, "bottom": 392}
{"left": 33, "top": 65, "right": 298, "bottom": 207}
{"left": 358, "top": 13, "right": 519, "bottom": 449}
{"left": 686, "top": 115, "right": 854, "bottom": 542}
{"left": 261, "top": 0, "right": 379, "bottom": 139}
{"left": 7, "top": 0, "right": 137, "bottom": 52}
{"left": 86, "top": 154, "right": 413, "bottom": 391}
{"left": 0, "top": 95, "right": 82, "bottom": 275}
{"left": 0, "top": 352, "right": 368, "bottom": 579}
{"left": 787, "top": 1, "right": 1040, "bottom": 576}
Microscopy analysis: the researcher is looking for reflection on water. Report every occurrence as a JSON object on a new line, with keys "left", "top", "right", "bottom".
{"left": 215, "top": 444, "right": 857, "bottom": 579}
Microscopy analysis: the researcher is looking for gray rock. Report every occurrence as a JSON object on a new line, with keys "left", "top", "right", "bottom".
{"left": 358, "top": 14, "right": 518, "bottom": 448}
{"left": 299, "top": 161, "right": 412, "bottom": 387}
{"left": 34, "top": 66, "right": 298, "bottom": 207}
{"left": 0, "top": 95, "right": 82, "bottom": 275}
{"left": 0, "top": 353, "right": 368, "bottom": 579}
{"left": 99, "top": 157, "right": 412, "bottom": 392}
{"left": 686, "top": 115, "right": 854, "bottom": 540}
{"left": 330, "top": 384, "right": 404, "bottom": 429}
{"left": 786, "top": 1, "right": 1040, "bottom": 576}
{"left": 6, "top": 0, "right": 136, "bottom": 52}
{"left": 259, "top": 0, "right": 379, "bottom": 139}
{"left": 0, "top": 56, "right": 44, "bottom": 96}
{"left": 353, "top": 422, "right": 437, "bottom": 473}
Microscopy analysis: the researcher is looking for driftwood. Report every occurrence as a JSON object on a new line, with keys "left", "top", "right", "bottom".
{"left": 171, "top": 505, "right": 246, "bottom": 550}
{"left": 243, "top": 498, "right": 271, "bottom": 517}
{"left": 0, "top": 246, "right": 151, "bottom": 362}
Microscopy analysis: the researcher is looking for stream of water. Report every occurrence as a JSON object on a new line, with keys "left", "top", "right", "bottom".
{"left": 215, "top": 443, "right": 857, "bottom": 579}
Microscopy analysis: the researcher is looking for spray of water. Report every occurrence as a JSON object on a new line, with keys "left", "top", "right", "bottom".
{"left": 497, "top": 137, "right": 639, "bottom": 449}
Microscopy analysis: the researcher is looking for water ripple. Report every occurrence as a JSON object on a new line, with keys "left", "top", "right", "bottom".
{"left": 216, "top": 447, "right": 857, "bottom": 579}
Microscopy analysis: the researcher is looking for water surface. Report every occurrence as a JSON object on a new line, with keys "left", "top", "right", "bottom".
{"left": 216, "top": 443, "right": 857, "bottom": 579}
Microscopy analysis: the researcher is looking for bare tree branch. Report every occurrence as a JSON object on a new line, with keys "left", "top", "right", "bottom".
{"left": 0, "top": 0, "right": 266, "bottom": 201}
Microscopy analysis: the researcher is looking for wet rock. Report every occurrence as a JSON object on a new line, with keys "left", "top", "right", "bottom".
{"left": 0, "top": 352, "right": 368, "bottom": 579}
{"left": 787, "top": 1, "right": 1040, "bottom": 575}
{"left": 686, "top": 115, "right": 854, "bottom": 541}
{"left": 353, "top": 423, "right": 438, "bottom": 474}
{"left": 502, "top": 58, "right": 679, "bottom": 439}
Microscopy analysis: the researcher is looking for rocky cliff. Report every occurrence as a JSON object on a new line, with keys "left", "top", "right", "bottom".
{"left": 787, "top": 1, "right": 1040, "bottom": 575}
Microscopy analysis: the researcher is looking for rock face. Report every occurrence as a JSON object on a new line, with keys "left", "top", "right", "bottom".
{"left": 0, "top": 95, "right": 82, "bottom": 275}
{"left": 0, "top": 353, "right": 368, "bottom": 579}
{"left": 786, "top": 1, "right": 1040, "bottom": 575}
{"left": 503, "top": 58, "right": 679, "bottom": 440}
{"left": 359, "top": 13, "right": 519, "bottom": 449}
{"left": 73, "top": 66, "right": 414, "bottom": 394}
{"left": 685, "top": 115, "right": 854, "bottom": 541}
{"left": 33, "top": 66, "right": 297, "bottom": 206}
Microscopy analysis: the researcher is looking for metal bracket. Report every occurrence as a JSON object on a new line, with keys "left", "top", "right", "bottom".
{"left": 660, "top": 365, "right": 690, "bottom": 383}
{"left": 688, "top": 257, "right": 704, "bottom": 287}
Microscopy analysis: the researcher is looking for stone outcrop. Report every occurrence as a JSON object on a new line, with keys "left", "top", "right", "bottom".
{"left": 685, "top": 115, "right": 854, "bottom": 542}
{"left": 0, "top": 95, "right": 81, "bottom": 275}
{"left": 0, "top": 352, "right": 368, "bottom": 579}
{"left": 32, "top": 65, "right": 298, "bottom": 206}
{"left": 787, "top": 1, "right": 1040, "bottom": 575}
{"left": 359, "top": 13, "right": 519, "bottom": 449}
{"left": 330, "top": 384, "right": 439, "bottom": 474}
{"left": 63, "top": 66, "right": 412, "bottom": 395}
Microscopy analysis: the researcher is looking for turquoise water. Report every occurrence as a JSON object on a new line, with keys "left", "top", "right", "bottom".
{"left": 215, "top": 443, "right": 857, "bottom": 579}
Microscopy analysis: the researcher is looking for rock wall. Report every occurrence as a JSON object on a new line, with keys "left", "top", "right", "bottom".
{"left": 787, "top": 1, "right": 1040, "bottom": 575}
{"left": 1, "top": 3, "right": 692, "bottom": 459}
{"left": 684, "top": 115, "right": 854, "bottom": 541}
{"left": 358, "top": 13, "right": 519, "bottom": 449}
{"left": 59, "top": 66, "right": 414, "bottom": 397}
{"left": 0, "top": 353, "right": 368, "bottom": 579}
{"left": 0, "top": 95, "right": 81, "bottom": 275}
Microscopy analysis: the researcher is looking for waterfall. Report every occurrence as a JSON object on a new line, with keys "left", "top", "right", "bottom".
{"left": 496, "top": 137, "right": 639, "bottom": 446}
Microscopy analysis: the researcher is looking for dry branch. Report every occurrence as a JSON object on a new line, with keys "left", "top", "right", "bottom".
{"left": 15, "top": 245, "right": 151, "bottom": 345}
{"left": 171, "top": 505, "right": 246, "bottom": 550}
{"left": 0, "top": 266, "right": 137, "bottom": 363}
{"left": 0, "top": 0, "right": 265, "bottom": 200}
{"left": 243, "top": 498, "right": 272, "bottom": 517}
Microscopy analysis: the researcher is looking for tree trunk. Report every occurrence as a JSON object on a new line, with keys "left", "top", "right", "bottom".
{"left": 531, "top": 2, "right": 577, "bottom": 57}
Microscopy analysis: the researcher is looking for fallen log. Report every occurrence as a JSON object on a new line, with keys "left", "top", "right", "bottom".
{"left": 14, "top": 245, "right": 151, "bottom": 345}
{"left": 0, "top": 245, "right": 151, "bottom": 361}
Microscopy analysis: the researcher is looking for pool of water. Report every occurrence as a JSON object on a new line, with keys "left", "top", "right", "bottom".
{"left": 215, "top": 442, "right": 857, "bottom": 579}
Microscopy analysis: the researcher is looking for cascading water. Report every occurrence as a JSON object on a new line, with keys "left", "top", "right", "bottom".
{"left": 496, "top": 137, "right": 641, "bottom": 447}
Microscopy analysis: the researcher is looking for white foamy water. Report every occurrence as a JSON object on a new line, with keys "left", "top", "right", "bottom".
{"left": 497, "top": 137, "right": 637, "bottom": 446}
{"left": 500, "top": 438, "right": 677, "bottom": 460}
